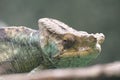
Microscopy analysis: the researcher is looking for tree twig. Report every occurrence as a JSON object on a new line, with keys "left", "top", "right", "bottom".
{"left": 0, "top": 61, "right": 120, "bottom": 80}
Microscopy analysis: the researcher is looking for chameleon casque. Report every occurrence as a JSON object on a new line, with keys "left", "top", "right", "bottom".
{"left": 0, "top": 18, "right": 105, "bottom": 74}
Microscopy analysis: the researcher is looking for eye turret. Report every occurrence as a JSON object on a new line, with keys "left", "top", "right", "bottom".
{"left": 62, "top": 34, "right": 75, "bottom": 49}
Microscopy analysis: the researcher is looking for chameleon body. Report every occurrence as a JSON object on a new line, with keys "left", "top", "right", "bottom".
{"left": 0, "top": 18, "right": 105, "bottom": 74}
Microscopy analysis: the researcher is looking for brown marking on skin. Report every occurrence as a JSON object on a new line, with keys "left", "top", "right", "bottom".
{"left": 59, "top": 48, "right": 94, "bottom": 57}
{"left": 0, "top": 26, "right": 36, "bottom": 40}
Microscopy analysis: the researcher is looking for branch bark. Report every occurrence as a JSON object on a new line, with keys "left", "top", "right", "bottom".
{"left": 0, "top": 61, "right": 120, "bottom": 80}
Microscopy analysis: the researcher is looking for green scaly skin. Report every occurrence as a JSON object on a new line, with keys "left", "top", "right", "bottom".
{"left": 0, "top": 18, "right": 105, "bottom": 74}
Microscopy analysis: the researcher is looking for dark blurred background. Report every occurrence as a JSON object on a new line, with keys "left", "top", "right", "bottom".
{"left": 0, "top": 0, "right": 120, "bottom": 65}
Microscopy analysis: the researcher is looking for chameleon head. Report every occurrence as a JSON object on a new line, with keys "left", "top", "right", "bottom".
{"left": 38, "top": 18, "right": 105, "bottom": 67}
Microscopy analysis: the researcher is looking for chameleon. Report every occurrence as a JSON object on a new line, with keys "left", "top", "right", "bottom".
{"left": 0, "top": 18, "right": 105, "bottom": 74}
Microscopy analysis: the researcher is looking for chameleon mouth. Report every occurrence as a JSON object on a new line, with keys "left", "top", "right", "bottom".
{"left": 55, "top": 46, "right": 99, "bottom": 58}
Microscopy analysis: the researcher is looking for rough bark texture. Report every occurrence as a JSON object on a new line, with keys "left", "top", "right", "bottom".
{"left": 0, "top": 61, "right": 120, "bottom": 80}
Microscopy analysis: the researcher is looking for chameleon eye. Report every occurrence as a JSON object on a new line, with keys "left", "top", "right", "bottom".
{"left": 63, "top": 39, "right": 75, "bottom": 49}
{"left": 62, "top": 33, "right": 76, "bottom": 49}
{"left": 63, "top": 39, "right": 67, "bottom": 43}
